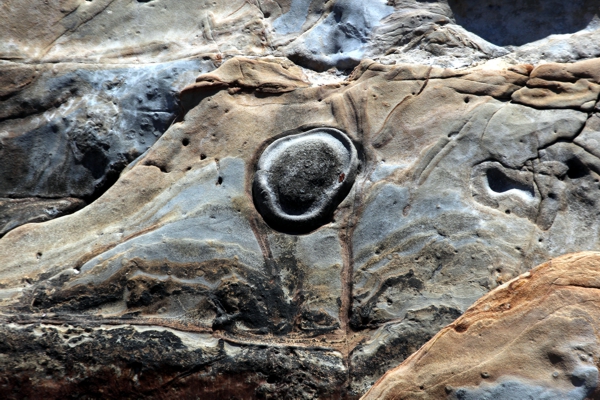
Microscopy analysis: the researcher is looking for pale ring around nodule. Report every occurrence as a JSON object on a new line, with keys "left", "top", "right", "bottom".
{"left": 253, "top": 128, "right": 359, "bottom": 233}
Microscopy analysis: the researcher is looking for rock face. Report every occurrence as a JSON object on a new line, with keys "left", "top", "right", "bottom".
{"left": 363, "top": 252, "right": 600, "bottom": 400}
{"left": 0, "top": 58, "right": 213, "bottom": 236}
{"left": 2, "top": 0, "right": 600, "bottom": 235}
{"left": 2, "top": 1, "right": 600, "bottom": 399}
{"left": 1, "top": 55, "right": 600, "bottom": 398}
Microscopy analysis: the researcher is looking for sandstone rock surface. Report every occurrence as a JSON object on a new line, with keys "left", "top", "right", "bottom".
{"left": 2, "top": 1, "right": 600, "bottom": 399}
{"left": 2, "top": 0, "right": 600, "bottom": 235}
{"left": 363, "top": 252, "right": 600, "bottom": 400}
{"left": 0, "top": 55, "right": 599, "bottom": 398}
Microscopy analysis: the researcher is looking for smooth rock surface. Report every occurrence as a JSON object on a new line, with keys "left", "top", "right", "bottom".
{"left": 363, "top": 252, "right": 600, "bottom": 400}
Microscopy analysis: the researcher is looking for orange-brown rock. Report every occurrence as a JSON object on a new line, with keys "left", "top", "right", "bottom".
{"left": 363, "top": 252, "right": 600, "bottom": 400}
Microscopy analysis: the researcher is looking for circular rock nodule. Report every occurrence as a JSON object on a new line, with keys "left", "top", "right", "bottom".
{"left": 253, "top": 128, "right": 358, "bottom": 233}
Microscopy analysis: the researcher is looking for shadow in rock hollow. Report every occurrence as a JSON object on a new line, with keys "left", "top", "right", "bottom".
{"left": 448, "top": 0, "right": 600, "bottom": 46}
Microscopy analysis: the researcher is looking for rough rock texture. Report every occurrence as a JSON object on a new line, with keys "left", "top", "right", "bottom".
{"left": 0, "top": 58, "right": 214, "bottom": 235}
{"left": 363, "top": 252, "right": 600, "bottom": 400}
{"left": 253, "top": 127, "right": 359, "bottom": 233}
{"left": 3, "top": 0, "right": 600, "bottom": 234}
{"left": 0, "top": 55, "right": 600, "bottom": 398}
{"left": 2, "top": 1, "right": 600, "bottom": 399}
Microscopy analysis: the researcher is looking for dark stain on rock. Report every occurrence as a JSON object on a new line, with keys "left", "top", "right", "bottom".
{"left": 350, "top": 305, "right": 462, "bottom": 397}
{"left": 350, "top": 270, "right": 424, "bottom": 329}
{"left": 20, "top": 254, "right": 334, "bottom": 337}
{"left": 0, "top": 323, "right": 347, "bottom": 400}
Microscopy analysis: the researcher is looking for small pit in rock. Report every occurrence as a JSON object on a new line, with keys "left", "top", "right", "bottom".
{"left": 566, "top": 157, "right": 588, "bottom": 180}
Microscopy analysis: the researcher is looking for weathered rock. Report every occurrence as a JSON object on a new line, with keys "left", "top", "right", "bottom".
{"left": 363, "top": 252, "right": 600, "bottom": 400}
{"left": 512, "top": 58, "right": 600, "bottom": 110}
{"left": 0, "top": 58, "right": 213, "bottom": 231}
{"left": 253, "top": 127, "right": 359, "bottom": 233}
{"left": 0, "top": 55, "right": 599, "bottom": 397}
{"left": 3, "top": 1, "right": 600, "bottom": 398}
{"left": 3, "top": 1, "right": 600, "bottom": 68}
{"left": 2, "top": 0, "right": 600, "bottom": 234}
{"left": 0, "top": 197, "right": 85, "bottom": 238}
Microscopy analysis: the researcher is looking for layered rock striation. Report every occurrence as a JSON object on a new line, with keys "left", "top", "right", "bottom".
{"left": 0, "top": 55, "right": 599, "bottom": 398}
{"left": 1, "top": 1, "right": 600, "bottom": 399}
{"left": 364, "top": 252, "right": 600, "bottom": 400}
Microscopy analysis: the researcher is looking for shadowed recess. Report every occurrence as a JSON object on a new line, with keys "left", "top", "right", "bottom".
{"left": 486, "top": 167, "right": 535, "bottom": 197}
{"left": 448, "top": 0, "right": 600, "bottom": 46}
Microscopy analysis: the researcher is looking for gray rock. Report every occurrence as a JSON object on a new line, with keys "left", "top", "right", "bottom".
{"left": 282, "top": 0, "right": 394, "bottom": 70}
{"left": 0, "top": 57, "right": 212, "bottom": 232}
{"left": 2, "top": 1, "right": 600, "bottom": 398}
{"left": 0, "top": 197, "right": 85, "bottom": 237}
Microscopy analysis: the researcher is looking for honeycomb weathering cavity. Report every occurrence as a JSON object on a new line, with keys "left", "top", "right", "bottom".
{"left": 253, "top": 128, "right": 358, "bottom": 233}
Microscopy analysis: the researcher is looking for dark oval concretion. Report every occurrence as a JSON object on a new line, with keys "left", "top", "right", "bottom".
{"left": 253, "top": 128, "right": 358, "bottom": 233}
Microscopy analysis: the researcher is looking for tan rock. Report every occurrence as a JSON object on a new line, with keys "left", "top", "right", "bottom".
{"left": 512, "top": 58, "right": 600, "bottom": 109}
{"left": 182, "top": 57, "right": 309, "bottom": 96}
{"left": 530, "top": 58, "right": 600, "bottom": 83}
{"left": 363, "top": 252, "right": 600, "bottom": 400}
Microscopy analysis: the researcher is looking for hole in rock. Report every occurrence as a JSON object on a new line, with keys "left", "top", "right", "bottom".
{"left": 80, "top": 158, "right": 128, "bottom": 205}
{"left": 81, "top": 148, "right": 110, "bottom": 180}
{"left": 448, "top": 0, "right": 600, "bottom": 46}
{"left": 566, "top": 157, "right": 588, "bottom": 180}
{"left": 548, "top": 352, "right": 564, "bottom": 365}
{"left": 486, "top": 167, "right": 535, "bottom": 197}
{"left": 571, "top": 372, "right": 590, "bottom": 387}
